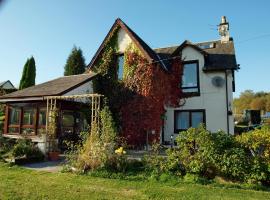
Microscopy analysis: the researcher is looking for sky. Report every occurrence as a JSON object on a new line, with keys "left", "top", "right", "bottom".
{"left": 0, "top": 0, "right": 269, "bottom": 97}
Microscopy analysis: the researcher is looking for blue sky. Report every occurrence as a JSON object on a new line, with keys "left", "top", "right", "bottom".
{"left": 0, "top": 0, "right": 269, "bottom": 97}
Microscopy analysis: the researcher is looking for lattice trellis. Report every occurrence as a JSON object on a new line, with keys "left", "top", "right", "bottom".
{"left": 45, "top": 94, "right": 103, "bottom": 151}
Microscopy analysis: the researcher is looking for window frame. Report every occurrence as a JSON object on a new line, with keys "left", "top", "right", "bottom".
{"left": 5, "top": 105, "right": 45, "bottom": 136}
{"left": 21, "top": 107, "right": 37, "bottom": 136}
{"left": 117, "top": 53, "right": 124, "bottom": 80}
{"left": 181, "top": 60, "right": 200, "bottom": 96}
{"left": 7, "top": 106, "right": 21, "bottom": 135}
{"left": 174, "top": 109, "right": 206, "bottom": 133}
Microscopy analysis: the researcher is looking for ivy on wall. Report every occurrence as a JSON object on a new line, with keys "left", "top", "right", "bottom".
{"left": 121, "top": 45, "right": 183, "bottom": 146}
{"left": 91, "top": 28, "right": 183, "bottom": 147}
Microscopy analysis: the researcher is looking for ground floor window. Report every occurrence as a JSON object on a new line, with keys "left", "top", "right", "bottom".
{"left": 8, "top": 107, "right": 20, "bottom": 134}
{"left": 174, "top": 109, "right": 205, "bottom": 133}
{"left": 6, "top": 105, "right": 46, "bottom": 135}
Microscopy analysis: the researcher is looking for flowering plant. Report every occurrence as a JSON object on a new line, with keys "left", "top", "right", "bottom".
{"left": 115, "top": 147, "right": 126, "bottom": 155}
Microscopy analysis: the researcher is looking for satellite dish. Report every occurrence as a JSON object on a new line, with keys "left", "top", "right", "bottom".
{"left": 211, "top": 76, "right": 225, "bottom": 87}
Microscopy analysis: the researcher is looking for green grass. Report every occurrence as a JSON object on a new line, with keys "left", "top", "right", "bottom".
{"left": 0, "top": 163, "right": 269, "bottom": 200}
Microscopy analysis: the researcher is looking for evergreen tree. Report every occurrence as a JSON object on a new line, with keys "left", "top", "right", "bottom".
{"left": 19, "top": 56, "right": 36, "bottom": 90}
{"left": 64, "top": 46, "right": 86, "bottom": 76}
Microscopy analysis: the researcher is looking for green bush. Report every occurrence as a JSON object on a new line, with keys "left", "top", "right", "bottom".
{"left": 0, "top": 135, "right": 16, "bottom": 158}
{"left": 12, "top": 139, "right": 44, "bottom": 160}
{"left": 143, "top": 142, "right": 168, "bottom": 176}
{"left": 217, "top": 148, "right": 249, "bottom": 181}
{"left": 71, "top": 105, "right": 123, "bottom": 172}
{"left": 169, "top": 125, "right": 217, "bottom": 177}
{"left": 236, "top": 126, "right": 270, "bottom": 184}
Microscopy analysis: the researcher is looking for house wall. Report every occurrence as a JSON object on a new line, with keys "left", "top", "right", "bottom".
{"left": 117, "top": 28, "right": 132, "bottom": 53}
{"left": 164, "top": 46, "right": 234, "bottom": 142}
{"left": 63, "top": 80, "right": 93, "bottom": 103}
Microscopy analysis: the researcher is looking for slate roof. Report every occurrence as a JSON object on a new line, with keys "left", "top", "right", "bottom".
{"left": 153, "top": 39, "right": 238, "bottom": 71}
{"left": 0, "top": 73, "right": 96, "bottom": 99}
{"left": 196, "top": 39, "right": 238, "bottom": 71}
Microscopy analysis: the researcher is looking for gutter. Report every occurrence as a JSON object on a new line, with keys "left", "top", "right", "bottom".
{"left": 0, "top": 97, "right": 44, "bottom": 103}
{"left": 225, "top": 70, "right": 230, "bottom": 134}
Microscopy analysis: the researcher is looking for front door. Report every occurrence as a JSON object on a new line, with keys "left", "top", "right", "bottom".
{"left": 59, "top": 111, "right": 80, "bottom": 152}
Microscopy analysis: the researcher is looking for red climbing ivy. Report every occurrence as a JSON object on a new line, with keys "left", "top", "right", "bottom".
{"left": 91, "top": 27, "right": 183, "bottom": 147}
{"left": 120, "top": 50, "right": 183, "bottom": 147}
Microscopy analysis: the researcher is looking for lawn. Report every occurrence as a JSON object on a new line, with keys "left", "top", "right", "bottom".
{"left": 0, "top": 163, "right": 269, "bottom": 200}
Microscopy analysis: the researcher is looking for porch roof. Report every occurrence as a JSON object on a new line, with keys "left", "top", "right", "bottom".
{"left": 0, "top": 73, "right": 96, "bottom": 102}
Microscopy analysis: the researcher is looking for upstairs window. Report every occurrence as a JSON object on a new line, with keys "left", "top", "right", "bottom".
{"left": 181, "top": 60, "right": 199, "bottom": 94}
{"left": 117, "top": 54, "right": 124, "bottom": 80}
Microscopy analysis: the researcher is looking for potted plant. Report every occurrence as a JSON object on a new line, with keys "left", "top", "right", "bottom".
{"left": 48, "top": 139, "right": 60, "bottom": 161}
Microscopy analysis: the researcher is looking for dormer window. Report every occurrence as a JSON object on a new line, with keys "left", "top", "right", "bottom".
{"left": 181, "top": 60, "right": 199, "bottom": 94}
{"left": 117, "top": 54, "right": 124, "bottom": 80}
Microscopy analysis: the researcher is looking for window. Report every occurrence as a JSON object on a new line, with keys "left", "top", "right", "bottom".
{"left": 62, "top": 111, "right": 75, "bottom": 127}
{"left": 9, "top": 107, "right": 20, "bottom": 125}
{"left": 174, "top": 110, "right": 205, "bottom": 133}
{"left": 22, "top": 108, "right": 36, "bottom": 135}
{"left": 182, "top": 61, "right": 199, "bottom": 94}
{"left": 8, "top": 107, "right": 20, "bottom": 134}
{"left": 117, "top": 54, "right": 124, "bottom": 80}
{"left": 38, "top": 109, "right": 46, "bottom": 126}
{"left": 23, "top": 108, "right": 35, "bottom": 125}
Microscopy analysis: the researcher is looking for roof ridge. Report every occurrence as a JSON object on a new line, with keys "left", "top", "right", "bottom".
{"left": 153, "top": 45, "right": 180, "bottom": 50}
{"left": 195, "top": 39, "right": 221, "bottom": 44}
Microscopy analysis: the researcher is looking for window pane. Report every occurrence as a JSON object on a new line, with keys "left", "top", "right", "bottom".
{"left": 39, "top": 109, "right": 46, "bottom": 126}
{"left": 176, "top": 112, "right": 189, "bottom": 130}
{"left": 9, "top": 107, "right": 20, "bottom": 125}
{"left": 23, "top": 108, "right": 35, "bottom": 125}
{"left": 182, "top": 63, "right": 198, "bottom": 88}
{"left": 191, "top": 112, "right": 204, "bottom": 128}
{"left": 118, "top": 55, "right": 124, "bottom": 80}
{"left": 62, "top": 112, "right": 74, "bottom": 127}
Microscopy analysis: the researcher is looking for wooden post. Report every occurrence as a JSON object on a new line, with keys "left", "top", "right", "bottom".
{"left": 46, "top": 98, "right": 49, "bottom": 134}
{"left": 4, "top": 105, "right": 9, "bottom": 134}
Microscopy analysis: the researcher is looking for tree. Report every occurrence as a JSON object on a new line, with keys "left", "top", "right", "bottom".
{"left": 19, "top": 56, "right": 36, "bottom": 90}
{"left": 64, "top": 46, "right": 86, "bottom": 76}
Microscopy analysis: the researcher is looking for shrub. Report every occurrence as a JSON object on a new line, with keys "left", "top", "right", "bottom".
{"left": 143, "top": 142, "right": 168, "bottom": 176}
{"left": 72, "top": 105, "right": 121, "bottom": 172}
{"left": 168, "top": 125, "right": 257, "bottom": 181}
{"left": 0, "top": 135, "right": 16, "bottom": 158}
{"left": 236, "top": 126, "right": 270, "bottom": 184}
{"left": 12, "top": 139, "right": 44, "bottom": 160}
{"left": 171, "top": 125, "right": 216, "bottom": 177}
{"left": 217, "top": 148, "right": 249, "bottom": 181}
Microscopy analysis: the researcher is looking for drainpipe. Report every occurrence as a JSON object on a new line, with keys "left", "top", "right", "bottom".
{"left": 225, "top": 70, "right": 229, "bottom": 134}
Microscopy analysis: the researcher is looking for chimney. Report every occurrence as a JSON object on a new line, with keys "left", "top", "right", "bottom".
{"left": 218, "top": 16, "right": 230, "bottom": 43}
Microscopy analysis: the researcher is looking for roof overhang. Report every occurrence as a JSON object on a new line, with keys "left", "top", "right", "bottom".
{"left": 0, "top": 97, "right": 44, "bottom": 103}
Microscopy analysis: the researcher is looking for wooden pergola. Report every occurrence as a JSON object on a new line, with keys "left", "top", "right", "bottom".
{"left": 45, "top": 93, "right": 103, "bottom": 137}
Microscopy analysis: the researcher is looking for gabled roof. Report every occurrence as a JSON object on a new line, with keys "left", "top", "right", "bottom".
{"left": 0, "top": 73, "right": 96, "bottom": 100}
{"left": 0, "top": 80, "right": 16, "bottom": 90}
{"left": 154, "top": 39, "right": 238, "bottom": 71}
{"left": 196, "top": 39, "right": 238, "bottom": 71}
{"left": 171, "top": 40, "right": 208, "bottom": 57}
{"left": 87, "top": 18, "right": 160, "bottom": 69}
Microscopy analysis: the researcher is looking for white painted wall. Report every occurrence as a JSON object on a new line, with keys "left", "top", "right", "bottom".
{"left": 164, "top": 46, "right": 234, "bottom": 142}
{"left": 117, "top": 28, "right": 132, "bottom": 53}
{"left": 63, "top": 80, "right": 93, "bottom": 103}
